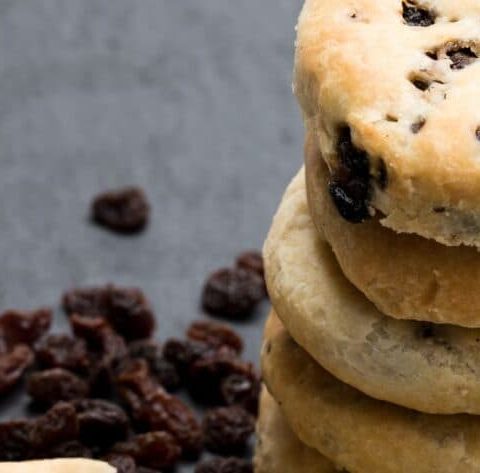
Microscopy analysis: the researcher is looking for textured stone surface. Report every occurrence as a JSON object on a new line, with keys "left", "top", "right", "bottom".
{"left": 0, "top": 1, "right": 303, "bottom": 467}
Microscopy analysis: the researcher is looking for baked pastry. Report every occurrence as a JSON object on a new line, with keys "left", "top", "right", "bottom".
{"left": 264, "top": 168, "right": 480, "bottom": 414}
{"left": 305, "top": 131, "right": 480, "bottom": 327}
{"left": 255, "top": 388, "right": 338, "bottom": 473}
{"left": 295, "top": 0, "right": 480, "bottom": 247}
{"left": 262, "top": 313, "right": 480, "bottom": 473}
{"left": 0, "top": 459, "right": 114, "bottom": 472}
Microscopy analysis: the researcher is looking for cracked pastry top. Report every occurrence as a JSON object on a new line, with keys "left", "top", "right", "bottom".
{"left": 295, "top": 0, "right": 480, "bottom": 247}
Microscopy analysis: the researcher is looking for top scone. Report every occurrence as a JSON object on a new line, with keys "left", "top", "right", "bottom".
{"left": 295, "top": 0, "right": 480, "bottom": 247}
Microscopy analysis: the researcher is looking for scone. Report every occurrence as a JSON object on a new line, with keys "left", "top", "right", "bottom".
{"left": 0, "top": 459, "right": 114, "bottom": 472}
{"left": 262, "top": 313, "right": 480, "bottom": 473}
{"left": 255, "top": 388, "right": 339, "bottom": 473}
{"left": 264, "top": 168, "right": 480, "bottom": 414}
{"left": 295, "top": 0, "right": 480, "bottom": 247}
{"left": 305, "top": 131, "right": 480, "bottom": 327}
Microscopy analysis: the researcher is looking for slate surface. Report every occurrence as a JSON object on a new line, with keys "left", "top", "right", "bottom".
{"left": 0, "top": 1, "right": 304, "bottom": 469}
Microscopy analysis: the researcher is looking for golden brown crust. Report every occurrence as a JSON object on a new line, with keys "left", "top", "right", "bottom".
{"left": 264, "top": 168, "right": 480, "bottom": 414}
{"left": 305, "top": 130, "right": 480, "bottom": 327}
{"left": 254, "top": 388, "right": 339, "bottom": 473}
{"left": 262, "top": 313, "right": 480, "bottom": 473}
{"left": 295, "top": 0, "right": 480, "bottom": 246}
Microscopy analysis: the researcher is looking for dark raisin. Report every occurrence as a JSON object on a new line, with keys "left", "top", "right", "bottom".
{"left": 0, "top": 345, "right": 34, "bottom": 394}
{"left": 45, "top": 441, "right": 92, "bottom": 459}
{"left": 203, "top": 406, "right": 255, "bottom": 454}
{"left": 195, "top": 457, "right": 253, "bottom": 473}
{"left": 411, "top": 118, "right": 426, "bottom": 134}
{"left": 221, "top": 373, "right": 261, "bottom": 415}
{"left": 0, "top": 308, "right": 52, "bottom": 346}
{"left": 70, "top": 314, "right": 110, "bottom": 346}
{"left": 112, "top": 432, "right": 181, "bottom": 469}
{"left": 103, "top": 453, "right": 137, "bottom": 473}
{"left": 434, "top": 207, "right": 446, "bottom": 213}
{"left": 27, "top": 369, "right": 89, "bottom": 406}
{"left": 92, "top": 187, "right": 150, "bottom": 234}
{"left": 187, "top": 320, "right": 243, "bottom": 354}
{"left": 411, "top": 78, "right": 430, "bottom": 91}
{"left": 235, "top": 251, "right": 264, "bottom": 279}
{"left": 136, "top": 468, "right": 158, "bottom": 473}
{"left": 163, "top": 338, "right": 209, "bottom": 378}
{"left": 0, "top": 419, "right": 33, "bottom": 461}
{"left": 35, "top": 334, "right": 90, "bottom": 373}
{"left": 377, "top": 159, "right": 388, "bottom": 190}
{"left": 30, "top": 402, "right": 79, "bottom": 451}
{"left": 402, "top": 2, "right": 435, "bottom": 26}
{"left": 128, "top": 340, "right": 180, "bottom": 391}
{"left": 202, "top": 268, "right": 265, "bottom": 318}
{"left": 328, "top": 180, "right": 370, "bottom": 223}
{"left": 448, "top": 47, "right": 477, "bottom": 70}
{"left": 73, "top": 399, "right": 129, "bottom": 447}
{"left": 63, "top": 286, "right": 109, "bottom": 317}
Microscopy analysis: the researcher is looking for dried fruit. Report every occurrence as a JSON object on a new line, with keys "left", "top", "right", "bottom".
{"left": 221, "top": 373, "right": 260, "bottom": 415}
{"left": 202, "top": 268, "right": 265, "bottom": 318}
{"left": 163, "top": 338, "right": 209, "bottom": 377}
{"left": 187, "top": 320, "right": 243, "bottom": 354}
{"left": 0, "top": 345, "right": 34, "bottom": 394}
{"left": 103, "top": 453, "right": 136, "bottom": 473}
{"left": 236, "top": 251, "right": 264, "bottom": 279}
{"left": 27, "top": 368, "right": 89, "bottom": 406}
{"left": 73, "top": 399, "right": 129, "bottom": 447}
{"left": 92, "top": 187, "right": 150, "bottom": 234}
{"left": 45, "top": 441, "right": 92, "bottom": 459}
{"left": 447, "top": 46, "right": 477, "bottom": 70}
{"left": 195, "top": 457, "right": 253, "bottom": 473}
{"left": 128, "top": 340, "right": 180, "bottom": 391}
{"left": 0, "top": 308, "right": 52, "bottom": 346}
{"left": 202, "top": 406, "right": 255, "bottom": 454}
{"left": 0, "top": 419, "right": 32, "bottom": 461}
{"left": 402, "top": 2, "right": 435, "bottom": 27}
{"left": 35, "top": 334, "right": 90, "bottom": 373}
{"left": 112, "top": 432, "right": 181, "bottom": 469}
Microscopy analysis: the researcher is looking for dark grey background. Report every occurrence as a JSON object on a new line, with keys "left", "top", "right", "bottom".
{"left": 0, "top": 0, "right": 304, "bottom": 468}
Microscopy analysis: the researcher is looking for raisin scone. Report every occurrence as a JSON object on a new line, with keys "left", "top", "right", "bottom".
{"left": 255, "top": 388, "right": 339, "bottom": 473}
{"left": 295, "top": 0, "right": 480, "bottom": 247}
{"left": 0, "top": 460, "right": 115, "bottom": 472}
{"left": 264, "top": 168, "right": 480, "bottom": 414}
{"left": 305, "top": 131, "right": 480, "bottom": 327}
{"left": 263, "top": 313, "right": 480, "bottom": 473}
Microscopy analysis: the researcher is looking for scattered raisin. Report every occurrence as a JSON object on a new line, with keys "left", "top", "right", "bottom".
{"left": 402, "top": 2, "right": 435, "bottom": 27}
{"left": 447, "top": 47, "right": 477, "bottom": 70}
{"left": 411, "top": 118, "right": 426, "bottom": 134}
{"left": 27, "top": 369, "right": 89, "bottom": 406}
{"left": 128, "top": 340, "right": 180, "bottom": 391}
{"left": 0, "top": 345, "right": 34, "bottom": 394}
{"left": 195, "top": 457, "right": 253, "bottom": 473}
{"left": 112, "top": 432, "right": 181, "bottom": 469}
{"left": 163, "top": 338, "right": 209, "bottom": 378}
{"left": 73, "top": 399, "right": 129, "bottom": 447}
{"left": 35, "top": 334, "right": 90, "bottom": 373}
{"left": 221, "top": 373, "right": 260, "bottom": 415}
{"left": 92, "top": 187, "right": 150, "bottom": 234}
{"left": 202, "top": 268, "right": 265, "bottom": 318}
{"left": 203, "top": 406, "right": 255, "bottom": 454}
{"left": 63, "top": 287, "right": 109, "bottom": 318}
{"left": 0, "top": 308, "right": 52, "bottom": 346}
{"left": 103, "top": 453, "right": 137, "bottom": 473}
{"left": 235, "top": 251, "right": 264, "bottom": 279}
{"left": 0, "top": 419, "right": 32, "bottom": 461}
{"left": 187, "top": 320, "right": 243, "bottom": 354}
{"left": 45, "top": 441, "right": 92, "bottom": 459}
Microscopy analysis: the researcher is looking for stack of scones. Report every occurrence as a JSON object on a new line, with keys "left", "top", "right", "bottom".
{"left": 255, "top": 0, "right": 480, "bottom": 471}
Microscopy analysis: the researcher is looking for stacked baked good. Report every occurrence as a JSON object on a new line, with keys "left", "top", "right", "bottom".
{"left": 255, "top": 0, "right": 480, "bottom": 471}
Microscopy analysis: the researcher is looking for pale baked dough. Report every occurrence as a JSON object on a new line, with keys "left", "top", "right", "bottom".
{"left": 305, "top": 130, "right": 480, "bottom": 327}
{"left": 264, "top": 168, "right": 480, "bottom": 414}
{"left": 262, "top": 313, "right": 480, "bottom": 473}
{"left": 0, "top": 459, "right": 115, "bottom": 472}
{"left": 255, "top": 388, "right": 339, "bottom": 473}
{"left": 295, "top": 0, "right": 480, "bottom": 247}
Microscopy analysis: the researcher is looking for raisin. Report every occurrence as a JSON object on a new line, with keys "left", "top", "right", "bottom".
{"left": 202, "top": 268, "right": 265, "bottom": 318}
{"left": 0, "top": 419, "right": 33, "bottom": 461}
{"left": 128, "top": 340, "right": 180, "bottom": 391}
{"left": 30, "top": 402, "right": 79, "bottom": 451}
{"left": 27, "top": 369, "right": 89, "bottom": 406}
{"left": 45, "top": 441, "right": 92, "bottom": 459}
{"left": 35, "top": 334, "right": 90, "bottom": 373}
{"left": 73, "top": 399, "right": 129, "bottom": 447}
{"left": 221, "top": 373, "right": 261, "bottom": 415}
{"left": 112, "top": 432, "right": 181, "bottom": 469}
{"left": 195, "top": 457, "right": 253, "bottom": 473}
{"left": 64, "top": 285, "right": 155, "bottom": 341}
{"left": 136, "top": 468, "right": 158, "bottom": 473}
{"left": 92, "top": 187, "right": 150, "bottom": 234}
{"left": 163, "top": 338, "right": 209, "bottom": 378}
{"left": 70, "top": 314, "right": 110, "bottom": 346}
{"left": 402, "top": 2, "right": 435, "bottom": 26}
{"left": 103, "top": 453, "right": 137, "bottom": 473}
{"left": 187, "top": 320, "right": 243, "bottom": 354}
{"left": 0, "top": 345, "right": 34, "bottom": 394}
{"left": 447, "top": 47, "right": 477, "bottom": 70}
{"left": 377, "top": 159, "right": 388, "bottom": 190}
{"left": 411, "top": 118, "right": 426, "bottom": 134}
{"left": 202, "top": 406, "right": 255, "bottom": 454}
{"left": 0, "top": 308, "right": 52, "bottom": 346}
{"left": 235, "top": 251, "right": 264, "bottom": 279}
